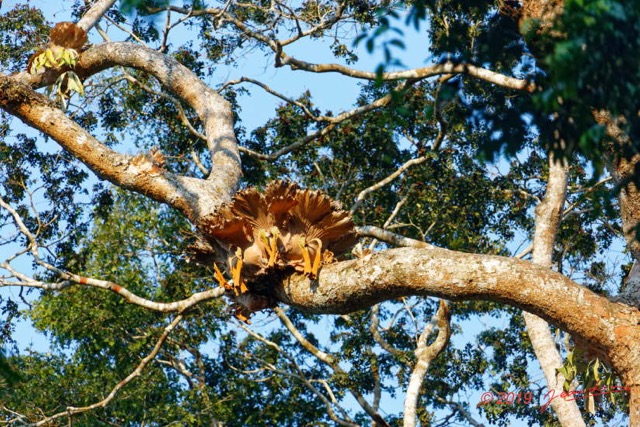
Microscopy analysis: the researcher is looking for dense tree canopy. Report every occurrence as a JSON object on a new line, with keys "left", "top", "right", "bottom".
{"left": 1, "top": 0, "right": 640, "bottom": 425}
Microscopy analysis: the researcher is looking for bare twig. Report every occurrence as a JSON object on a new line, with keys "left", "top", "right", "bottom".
{"left": 274, "top": 307, "right": 391, "bottom": 427}
{"left": 356, "top": 226, "right": 434, "bottom": 249}
{"left": 25, "top": 315, "right": 184, "bottom": 426}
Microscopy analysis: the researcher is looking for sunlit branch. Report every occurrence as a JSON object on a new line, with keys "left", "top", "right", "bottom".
{"left": 403, "top": 300, "right": 451, "bottom": 427}
{"left": 237, "top": 322, "right": 358, "bottom": 426}
{"left": 2, "top": 41, "right": 241, "bottom": 220}
{"left": 273, "top": 307, "right": 336, "bottom": 364}
{"left": 562, "top": 176, "right": 612, "bottom": 219}
{"left": 350, "top": 155, "right": 430, "bottom": 213}
{"left": 282, "top": 57, "right": 535, "bottom": 91}
{"left": 24, "top": 314, "right": 184, "bottom": 427}
{"left": 382, "top": 191, "right": 411, "bottom": 230}
{"left": 356, "top": 226, "right": 434, "bottom": 249}
{"left": 77, "top": 0, "right": 117, "bottom": 31}
{"left": 105, "top": 14, "right": 149, "bottom": 46}
{"left": 274, "top": 307, "right": 391, "bottom": 427}
{"left": 149, "top": 5, "right": 532, "bottom": 92}
{"left": 160, "top": 4, "right": 173, "bottom": 52}
{"left": 363, "top": 188, "right": 413, "bottom": 252}
{"left": 524, "top": 154, "right": 586, "bottom": 425}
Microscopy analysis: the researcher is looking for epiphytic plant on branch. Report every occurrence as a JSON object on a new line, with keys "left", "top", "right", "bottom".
{"left": 27, "top": 21, "right": 88, "bottom": 105}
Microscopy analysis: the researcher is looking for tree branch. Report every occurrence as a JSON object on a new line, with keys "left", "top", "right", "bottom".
{"left": 77, "top": 0, "right": 118, "bottom": 31}
{"left": 356, "top": 226, "right": 434, "bottom": 249}
{"left": 25, "top": 314, "right": 184, "bottom": 426}
{"left": 0, "top": 42, "right": 241, "bottom": 220}
{"left": 523, "top": 154, "right": 585, "bottom": 426}
{"left": 275, "top": 246, "right": 640, "bottom": 372}
{"left": 282, "top": 57, "right": 534, "bottom": 91}
{"left": 236, "top": 322, "right": 359, "bottom": 427}
{"left": 152, "top": 4, "right": 534, "bottom": 91}
{"left": 403, "top": 300, "right": 451, "bottom": 427}
{"left": 0, "top": 193, "right": 225, "bottom": 312}
{"left": 274, "top": 307, "right": 390, "bottom": 427}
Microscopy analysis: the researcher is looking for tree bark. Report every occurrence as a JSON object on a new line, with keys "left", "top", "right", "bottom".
{"left": 275, "top": 247, "right": 640, "bottom": 376}
{"left": 0, "top": 42, "right": 241, "bottom": 221}
{"left": 524, "top": 155, "right": 585, "bottom": 425}
{"left": 403, "top": 300, "right": 451, "bottom": 427}
{"left": 76, "top": 0, "right": 117, "bottom": 31}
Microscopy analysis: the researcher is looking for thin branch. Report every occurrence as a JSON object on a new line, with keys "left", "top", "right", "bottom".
{"left": 281, "top": 57, "right": 535, "bottom": 91}
{"left": 237, "top": 79, "right": 419, "bottom": 161}
{"left": 356, "top": 226, "right": 435, "bottom": 249}
{"left": 351, "top": 155, "right": 430, "bottom": 213}
{"left": 370, "top": 305, "right": 406, "bottom": 361}
{"left": 104, "top": 14, "right": 149, "bottom": 46}
{"left": 148, "top": 5, "right": 534, "bottom": 92}
{"left": 274, "top": 307, "right": 391, "bottom": 427}
{"left": 273, "top": 306, "right": 336, "bottom": 365}
{"left": 236, "top": 321, "right": 358, "bottom": 426}
{"left": 0, "top": 194, "right": 225, "bottom": 312}
{"left": 431, "top": 395, "right": 485, "bottom": 427}
{"left": 221, "top": 77, "right": 323, "bottom": 122}
{"left": 25, "top": 315, "right": 184, "bottom": 426}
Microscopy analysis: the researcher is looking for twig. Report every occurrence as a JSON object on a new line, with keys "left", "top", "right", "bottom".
{"left": 25, "top": 315, "right": 184, "bottom": 426}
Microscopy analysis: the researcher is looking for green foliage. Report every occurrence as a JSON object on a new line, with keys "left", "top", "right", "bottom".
{"left": 0, "top": 348, "right": 21, "bottom": 392}
{"left": 0, "top": 6, "right": 48, "bottom": 73}
{"left": 557, "top": 347, "right": 627, "bottom": 421}
{"left": 534, "top": 0, "right": 640, "bottom": 169}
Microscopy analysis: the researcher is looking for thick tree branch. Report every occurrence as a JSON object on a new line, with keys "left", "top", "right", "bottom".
{"left": 0, "top": 42, "right": 241, "bottom": 220}
{"left": 275, "top": 247, "right": 640, "bottom": 377}
{"left": 77, "top": 0, "right": 117, "bottom": 31}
